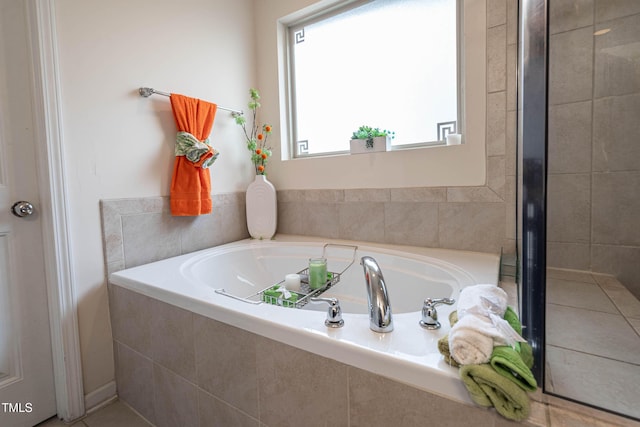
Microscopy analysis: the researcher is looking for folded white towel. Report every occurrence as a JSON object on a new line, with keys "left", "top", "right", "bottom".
{"left": 448, "top": 284, "right": 526, "bottom": 365}
{"left": 449, "top": 314, "right": 511, "bottom": 365}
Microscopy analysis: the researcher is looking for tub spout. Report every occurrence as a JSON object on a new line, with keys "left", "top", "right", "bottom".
{"left": 361, "top": 256, "right": 393, "bottom": 333}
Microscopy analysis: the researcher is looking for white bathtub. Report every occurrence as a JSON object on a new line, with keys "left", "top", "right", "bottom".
{"left": 109, "top": 235, "right": 500, "bottom": 404}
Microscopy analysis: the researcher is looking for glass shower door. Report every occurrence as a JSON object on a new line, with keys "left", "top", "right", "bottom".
{"left": 545, "top": 1, "right": 640, "bottom": 420}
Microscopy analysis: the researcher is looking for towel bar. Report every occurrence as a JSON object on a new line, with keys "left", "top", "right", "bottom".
{"left": 139, "top": 87, "right": 243, "bottom": 116}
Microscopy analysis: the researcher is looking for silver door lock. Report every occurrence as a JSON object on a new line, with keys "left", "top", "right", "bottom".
{"left": 11, "top": 201, "right": 34, "bottom": 218}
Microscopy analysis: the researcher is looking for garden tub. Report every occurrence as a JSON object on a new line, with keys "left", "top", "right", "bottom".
{"left": 109, "top": 234, "right": 500, "bottom": 404}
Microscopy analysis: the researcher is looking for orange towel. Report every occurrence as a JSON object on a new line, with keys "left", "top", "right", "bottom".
{"left": 169, "top": 94, "right": 217, "bottom": 216}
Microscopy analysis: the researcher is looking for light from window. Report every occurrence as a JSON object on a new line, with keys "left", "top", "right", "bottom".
{"left": 288, "top": 0, "right": 459, "bottom": 157}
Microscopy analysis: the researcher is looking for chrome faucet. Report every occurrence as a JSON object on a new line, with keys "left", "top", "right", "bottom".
{"left": 361, "top": 256, "right": 393, "bottom": 333}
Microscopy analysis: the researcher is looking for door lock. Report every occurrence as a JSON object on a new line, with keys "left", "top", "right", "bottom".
{"left": 11, "top": 201, "right": 34, "bottom": 218}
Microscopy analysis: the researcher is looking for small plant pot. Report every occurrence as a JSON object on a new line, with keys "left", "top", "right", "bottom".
{"left": 349, "top": 136, "right": 391, "bottom": 154}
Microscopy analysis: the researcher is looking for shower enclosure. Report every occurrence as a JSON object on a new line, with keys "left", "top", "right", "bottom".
{"left": 518, "top": 0, "right": 640, "bottom": 421}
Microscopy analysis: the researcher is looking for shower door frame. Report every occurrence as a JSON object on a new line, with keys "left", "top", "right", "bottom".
{"left": 517, "top": 0, "right": 547, "bottom": 385}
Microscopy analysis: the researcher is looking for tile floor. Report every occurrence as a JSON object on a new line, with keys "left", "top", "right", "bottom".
{"left": 36, "top": 400, "right": 149, "bottom": 427}
{"left": 545, "top": 268, "right": 640, "bottom": 420}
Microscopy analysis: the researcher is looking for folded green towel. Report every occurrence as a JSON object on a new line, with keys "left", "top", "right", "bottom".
{"left": 460, "top": 363, "right": 530, "bottom": 422}
{"left": 503, "top": 306, "right": 521, "bottom": 335}
{"left": 262, "top": 285, "right": 299, "bottom": 308}
{"left": 490, "top": 346, "right": 537, "bottom": 392}
{"left": 519, "top": 342, "right": 534, "bottom": 369}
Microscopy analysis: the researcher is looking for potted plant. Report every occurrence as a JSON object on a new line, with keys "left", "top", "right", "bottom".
{"left": 349, "top": 125, "right": 395, "bottom": 154}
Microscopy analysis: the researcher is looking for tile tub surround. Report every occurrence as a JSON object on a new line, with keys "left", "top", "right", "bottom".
{"left": 109, "top": 284, "right": 534, "bottom": 427}
{"left": 109, "top": 282, "right": 640, "bottom": 427}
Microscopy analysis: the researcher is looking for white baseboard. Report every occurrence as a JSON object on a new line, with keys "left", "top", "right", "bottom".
{"left": 84, "top": 380, "right": 117, "bottom": 412}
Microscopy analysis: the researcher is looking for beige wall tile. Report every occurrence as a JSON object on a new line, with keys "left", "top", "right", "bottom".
{"left": 122, "top": 213, "right": 184, "bottom": 268}
{"left": 549, "top": 27, "right": 594, "bottom": 105}
{"left": 592, "top": 172, "right": 640, "bottom": 245}
{"left": 487, "top": 25, "right": 507, "bottom": 92}
{"left": 302, "top": 202, "right": 340, "bottom": 239}
{"left": 114, "top": 342, "right": 155, "bottom": 425}
{"left": 547, "top": 173, "right": 591, "bottom": 244}
{"left": 384, "top": 202, "right": 439, "bottom": 247}
{"left": 256, "top": 338, "right": 348, "bottom": 427}
{"left": 447, "top": 186, "right": 503, "bottom": 202}
{"left": 220, "top": 199, "right": 250, "bottom": 243}
{"left": 505, "top": 110, "right": 517, "bottom": 176}
{"left": 487, "top": 0, "right": 506, "bottom": 28}
{"left": 179, "top": 212, "right": 224, "bottom": 254}
{"left": 153, "top": 364, "right": 198, "bottom": 427}
{"left": 344, "top": 188, "right": 390, "bottom": 202}
{"left": 194, "top": 315, "right": 259, "bottom": 418}
{"left": 595, "top": 0, "right": 640, "bottom": 23}
{"left": 506, "top": 0, "right": 518, "bottom": 45}
{"left": 505, "top": 203, "right": 516, "bottom": 240}
{"left": 487, "top": 91, "right": 507, "bottom": 156}
{"left": 151, "top": 299, "right": 196, "bottom": 382}
{"left": 593, "top": 94, "right": 640, "bottom": 172}
{"left": 546, "top": 242, "right": 591, "bottom": 271}
{"left": 100, "top": 203, "right": 124, "bottom": 265}
{"left": 550, "top": 0, "right": 594, "bottom": 34}
{"left": 276, "top": 202, "right": 303, "bottom": 235}
{"left": 487, "top": 156, "right": 506, "bottom": 199}
{"left": 548, "top": 101, "right": 592, "bottom": 174}
{"left": 338, "top": 202, "right": 385, "bottom": 243}
{"left": 110, "top": 285, "right": 152, "bottom": 356}
{"left": 348, "top": 367, "right": 495, "bottom": 426}
{"left": 300, "top": 189, "right": 345, "bottom": 203}
{"left": 506, "top": 43, "right": 517, "bottom": 111}
{"left": 197, "top": 389, "right": 259, "bottom": 427}
{"left": 390, "top": 187, "right": 447, "bottom": 202}
{"left": 438, "top": 202, "right": 505, "bottom": 252}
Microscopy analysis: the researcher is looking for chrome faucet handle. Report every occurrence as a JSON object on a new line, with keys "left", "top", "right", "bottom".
{"left": 419, "top": 297, "right": 455, "bottom": 330}
{"left": 310, "top": 297, "right": 344, "bottom": 328}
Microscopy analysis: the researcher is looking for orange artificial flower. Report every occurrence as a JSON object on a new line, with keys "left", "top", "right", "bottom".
{"left": 257, "top": 134, "right": 264, "bottom": 140}
{"left": 261, "top": 153, "right": 268, "bottom": 159}
{"left": 257, "top": 165, "right": 265, "bottom": 172}
{"left": 255, "top": 149, "right": 262, "bottom": 155}
{"left": 265, "top": 125, "right": 272, "bottom": 132}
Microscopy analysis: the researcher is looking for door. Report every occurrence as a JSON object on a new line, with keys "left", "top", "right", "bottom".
{"left": 0, "top": 0, "right": 57, "bottom": 425}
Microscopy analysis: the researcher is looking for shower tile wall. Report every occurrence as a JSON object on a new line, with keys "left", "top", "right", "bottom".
{"left": 547, "top": 0, "right": 640, "bottom": 299}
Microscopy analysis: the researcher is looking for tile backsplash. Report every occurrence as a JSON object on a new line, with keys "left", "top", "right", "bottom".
{"left": 101, "top": 184, "right": 513, "bottom": 277}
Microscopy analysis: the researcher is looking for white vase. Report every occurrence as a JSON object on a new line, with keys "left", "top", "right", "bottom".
{"left": 245, "top": 174, "right": 277, "bottom": 239}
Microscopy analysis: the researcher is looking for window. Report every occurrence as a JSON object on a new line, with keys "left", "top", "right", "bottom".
{"left": 287, "top": 0, "right": 460, "bottom": 157}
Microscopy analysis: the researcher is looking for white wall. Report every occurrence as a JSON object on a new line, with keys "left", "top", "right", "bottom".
{"left": 254, "top": 0, "right": 487, "bottom": 190}
{"left": 53, "top": 0, "right": 256, "bottom": 397}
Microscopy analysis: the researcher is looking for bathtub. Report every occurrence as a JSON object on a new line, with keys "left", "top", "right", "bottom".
{"left": 109, "top": 234, "right": 500, "bottom": 404}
